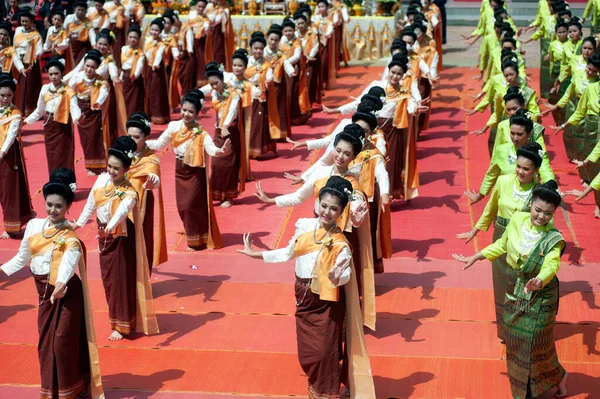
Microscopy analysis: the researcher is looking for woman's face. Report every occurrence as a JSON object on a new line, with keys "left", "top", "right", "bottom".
{"left": 107, "top": 156, "right": 127, "bottom": 182}
{"left": 208, "top": 75, "right": 224, "bottom": 93}
{"left": 295, "top": 19, "right": 306, "bottom": 33}
{"left": 388, "top": 65, "right": 404, "bottom": 86}
{"left": 128, "top": 31, "right": 140, "bottom": 48}
{"left": 505, "top": 99, "right": 522, "bottom": 117}
{"left": 96, "top": 38, "right": 110, "bottom": 55}
{"left": 317, "top": 3, "right": 327, "bottom": 16}
{"left": 52, "top": 14, "right": 63, "bottom": 29}
{"left": 232, "top": 58, "right": 246, "bottom": 77}
{"left": 84, "top": 59, "right": 98, "bottom": 78}
{"left": 196, "top": 1, "right": 206, "bottom": 14}
{"left": 164, "top": 18, "right": 173, "bottom": 32}
{"left": 0, "top": 87, "right": 14, "bottom": 107}
{"left": 354, "top": 120, "right": 372, "bottom": 138}
{"left": 283, "top": 26, "right": 295, "bottom": 41}
{"left": 586, "top": 63, "right": 600, "bottom": 80}
{"left": 530, "top": 198, "right": 557, "bottom": 227}
{"left": 414, "top": 28, "right": 425, "bottom": 42}
{"left": 0, "top": 29, "right": 9, "bottom": 45}
{"left": 568, "top": 25, "right": 581, "bottom": 42}
{"left": 515, "top": 156, "right": 538, "bottom": 185}
{"left": 251, "top": 42, "right": 264, "bottom": 60}
{"left": 45, "top": 194, "right": 70, "bottom": 225}
{"left": 402, "top": 35, "right": 415, "bottom": 48}
{"left": 180, "top": 101, "right": 198, "bottom": 124}
{"left": 556, "top": 26, "right": 568, "bottom": 42}
{"left": 75, "top": 6, "right": 86, "bottom": 19}
{"left": 150, "top": 24, "right": 161, "bottom": 40}
{"left": 47, "top": 66, "right": 63, "bottom": 86}
{"left": 334, "top": 140, "right": 356, "bottom": 170}
{"left": 267, "top": 33, "right": 280, "bottom": 51}
{"left": 20, "top": 16, "right": 32, "bottom": 30}
{"left": 318, "top": 193, "right": 343, "bottom": 229}
{"left": 503, "top": 67, "right": 518, "bottom": 86}
{"left": 127, "top": 127, "right": 147, "bottom": 152}
{"left": 510, "top": 124, "right": 530, "bottom": 147}
{"left": 582, "top": 42, "right": 595, "bottom": 60}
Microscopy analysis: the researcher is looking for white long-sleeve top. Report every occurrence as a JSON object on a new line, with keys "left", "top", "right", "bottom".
{"left": 381, "top": 56, "right": 430, "bottom": 81}
{"left": 349, "top": 156, "right": 390, "bottom": 201}
{"left": 179, "top": 28, "right": 194, "bottom": 54}
{"left": 262, "top": 217, "right": 351, "bottom": 285}
{"left": 120, "top": 45, "right": 145, "bottom": 79}
{"left": 264, "top": 47, "right": 295, "bottom": 77}
{"left": 64, "top": 54, "right": 119, "bottom": 82}
{"left": 0, "top": 107, "right": 21, "bottom": 153}
{"left": 212, "top": 90, "right": 240, "bottom": 127}
{"left": 413, "top": 43, "right": 439, "bottom": 79}
{"left": 338, "top": 79, "right": 420, "bottom": 117}
{"left": 297, "top": 31, "right": 319, "bottom": 58}
{"left": 1, "top": 219, "right": 80, "bottom": 284}
{"left": 189, "top": 18, "right": 209, "bottom": 37}
{"left": 76, "top": 173, "right": 136, "bottom": 233}
{"left": 43, "top": 26, "right": 70, "bottom": 53}
{"left": 14, "top": 27, "right": 43, "bottom": 61}
{"left": 24, "top": 83, "right": 82, "bottom": 124}
{"left": 199, "top": 71, "right": 235, "bottom": 96}
{"left": 63, "top": 15, "right": 97, "bottom": 45}
{"left": 146, "top": 120, "right": 221, "bottom": 161}
{"left": 86, "top": 7, "right": 111, "bottom": 31}
{"left": 144, "top": 38, "right": 166, "bottom": 68}
{"left": 283, "top": 43, "right": 302, "bottom": 65}
{"left": 103, "top": 1, "right": 124, "bottom": 24}
{"left": 160, "top": 31, "right": 180, "bottom": 60}
{"left": 68, "top": 72, "right": 110, "bottom": 105}
{"left": 247, "top": 56, "right": 274, "bottom": 89}
{"left": 207, "top": 6, "right": 229, "bottom": 26}
{"left": 123, "top": 0, "right": 145, "bottom": 21}
{"left": 314, "top": 15, "right": 334, "bottom": 38}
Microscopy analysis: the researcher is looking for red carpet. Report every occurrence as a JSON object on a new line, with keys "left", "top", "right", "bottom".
{"left": 0, "top": 64, "right": 599, "bottom": 398}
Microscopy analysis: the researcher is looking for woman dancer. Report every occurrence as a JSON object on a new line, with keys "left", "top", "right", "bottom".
{"left": 0, "top": 21, "right": 23, "bottom": 74}
{"left": 64, "top": 1, "right": 95, "bottom": 66}
{"left": 14, "top": 7, "right": 43, "bottom": 117}
{"left": 103, "top": 0, "right": 126, "bottom": 67}
{"left": 120, "top": 24, "right": 145, "bottom": 117}
{"left": 314, "top": 0, "right": 335, "bottom": 91}
{"left": 147, "top": 90, "right": 231, "bottom": 251}
{"left": 25, "top": 56, "right": 81, "bottom": 174}
{"left": 238, "top": 176, "right": 375, "bottom": 399}
{"left": 205, "top": 0, "right": 235, "bottom": 70}
{"left": 457, "top": 143, "right": 543, "bottom": 341}
{"left": 144, "top": 18, "right": 171, "bottom": 124}
{"left": 2, "top": 169, "right": 104, "bottom": 399}
{"left": 205, "top": 62, "right": 246, "bottom": 208}
{"left": 43, "top": 11, "right": 71, "bottom": 71}
{"left": 454, "top": 181, "right": 568, "bottom": 399}
{"left": 0, "top": 76, "right": 34, "bottom": 239}
{"left": 185, "top": 0, "right": 209, "bottom": 87}
{"left": 293, "top": 10, "right": 320, "bottom": 106}
{"left": 68, "top": 50, "right": 110, "bottom": 176}
{"left": 125, "top": 112, "right": 167, "bottom": 269}
{"left": 177, "top": 8, "right": 198, "bottom": 96}
{"left": 73, "top": 136, "right": 159, "bottom": 341}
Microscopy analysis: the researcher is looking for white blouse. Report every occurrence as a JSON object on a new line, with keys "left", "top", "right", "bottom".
{"left": 295, "top": 32, "right": 319, "bottom": 59}
{"left": 43, "top": 26, "right": 70, "bottom": 53}
{"left": 143, "top": 38, "right": 166, "bottom": 67}
{"left": 120, "top": 45, "right": 145, "bottom": 78}
{"left": 247, "top": 56, "right": 274, "bottom": 93}
{"left": 63, "top": 14, "right": 98, "bottom": 45}
{"left": 160, "top": 31, "right": 180, "bottom": 60}
{"left": 67, "top": 72, "right": 110, "bottom": 105}
{"left": 381, "top": 55, "right": 430, "bottom": 82}
{"left": 305, "top": 118, "right": 387, "bottom": 156}
{"left": 146, "top": 120, "right": 221, "bottom": 162}
{"left": 178, "top": 28, "right": 195, "bottom": 54}
{"left": 338, "top": 79, "right": 420, "bottom": 117}
{"left": 275, "top": 165, "right": 366, "bottom": 227}
{"left": 64, "top": 55, "right": 119, "bottom": 82}
{"left": 211, "top": 91, "right": 240, "bottom": 127}
{"left": 103, "top": 1, "right": 124, "bottom": 24}
{"left": 86, "top": 7, "right": 111, "bottom": 31}
{"left": 76, "top": 173, "right": 136, "bottom": 233}
{"left": 0, "top": 107, "right": 21, "bottom": 153}
{"left": 25, "top": 83, "right": 82, "bottom": 124}
{"left": 262, "top": 217, "right": 351, "bottom": 285}
{"left": 13, "top": 27, "right": 43, "bottom": 61}
{"left": 264, "top": 47, "right": 295, "bottom": 77}
{"left": 1, "top": 218, "right": 79, "bottom": 284}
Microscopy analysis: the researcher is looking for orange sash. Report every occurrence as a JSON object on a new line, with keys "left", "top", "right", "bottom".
{"left": 105, "top": 3, "right": 125, "bottom": 29}
{"left": 294, "top": 226, "right": 349, "bottom": 302}
{"left": 121, "top": 47, "right": 142, "bottom": 79}
{"left": 186, "top": 16, "right": 208, "bottom": 39}
{"left": 48, "top": 29, "right": 69, "bottom": 55}
{"left": 313, "top": 175, "right": 363, "bottom": 233}
{"left": 282, "top": 39, "right": 311, "bottom": 114}
{"left": 28, "top": 226, "right": 79, "bottom": 286}
{"left": 92, "top": 180, "right": 138, "bottom": 237}
{"left": 0, "top": 106, "right": 21, "bottom": 148}
{"left": 350, "top": 147, "right": 385, "bottom": 199}
{"left": 0, "top": 46, "right": 15, "bottom": 73}
{"left": 244, "top": 63, "right": 269, "bottom": 101}
{"left": 386, "top": 71, "right": 416, "bottom": 129}
{"left": 143, "top": 38, "right": 164, "bottom": 66}
{"left": 172, "top": 125, "right": 206, "bottom": 168}
{"left": 204, "top": 6, "right": 235, "bottom": 70}
{"left": 67, "top": 19, "right": 91, "bottom": 43}
{"left": 14, "top": 29, "right": 42, "bottom": 65}
{"left": 43, "top": 86, "right": 75, "bottom": 124}
{"left": 89, "top": 9, "right": 109, "bottom": 31}
{"left": 75, "top": 75, "right": 111, "bottom": 151}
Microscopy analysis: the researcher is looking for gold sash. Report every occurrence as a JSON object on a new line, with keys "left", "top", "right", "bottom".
{"left": 0, "top": 46, "right": 15, "bottom": 73}
{"left": 43, "top": 86, "right": 75, "bottom": 124}
{"left": 92, "top": 180, "right": 137, "bottom": 237}
{"left": 172, "top": 125, "right": 206, "bottom": 168}
{"left": 67, "top": 19, "right": 91, "bottom": 43}
{"left": 0, "top": 107, "right": 21, "bottom": 148}
{"left": 14, "top": 29, "right": 42, "bottom": 65}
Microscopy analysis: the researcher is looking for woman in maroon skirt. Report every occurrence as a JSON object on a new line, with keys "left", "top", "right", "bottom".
{"left": 2, "top": 168, "right": 104, "bottom": 399}
{"left": 120, "top": 24, "right": 145, "bottom": 116}
{"left": 0, "top": 76, "right": 34, "bottom": 239}
{"left": 294, "top": 11, "right": 321, "bottom": 107}
{"left": 177, "top": 6, "right": 205, "bottom": 96}
{"left": 143, "top": 18, "right": 171, "bottom": 124}
{"left": 281, "top": 17, "right": 311, "bottom": 126}
{"left": 313, "top": 0, "right": 335, "bottom": 91}
{"left": 68, "top": 49, "right": 110, "bottom": 176}
{"left": 189, "top": 0, "right": 209, "bottom": 87}
{"left": 64, "top": 1, "right": 94, "bottom": 66}
{"left": 206, "top": 62, "right": 246, "bottom": 208}
{"left": 147, "top": 89, "right": 231, "bottom": 251}
{"left": 14, "top": 7, "right": 43, "bottom": 117}
{"left": 24, "top": 56, "right": 82, "bottom": 174}
{"left": 205, "top": 0, "right": 235, "bottom": 70}
{"left": 73, "top": 136, "right": 159, "bottom": 341}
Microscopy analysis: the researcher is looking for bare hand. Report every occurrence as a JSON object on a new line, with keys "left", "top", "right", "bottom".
{"left": 456, "top": 229, "right": 478, "bottom": 244}
{"left": 322, "top": 105, "right": 338, "bottom": 114}
{"left": 350, "top": 201, "right": 368, "bottom": 227}
{"left": 461, "top": 107, "right": 477, "bottom": 116}
{"left": 472, "top": 73, "right": 483, "bottom": 81}
{"left": 91, "top": 103, "right": 102, "bottom": 111}
{"left": 464, "top": 190, "right": 484, "bottom": 204}
{"left": 0, "top": 150, "right": 4, "bottom": 161}
{"left": 143, "top": 174, "right": 159, "bottom": 190}
{"left": 254, "top": 181, "right": 274, "bottom": 203}
{"left": 219, "top": 138, "right": 232, "bottom": 155}
{"left": 414, "top": 105, "right": 429, "bottom": 115}
{"left": 50, "top": 282, "right": 68, "bottom": 304}
{"left": 68, "top": 221, "right": 79, "bottom": 230}
{"left": 236, "top": 232, "right": 256, "bottom": 256}
{"left": 381, "top": 194, "right": 391, "bottom": 213}
{"left": 469, "top": 128, "right": 487, "bottom": 136}
{"left": 565, "top": 189, "right": 586, "bottom": 201}
{"left": 328, "top": 257, "right": 350, "bottom": 286}
{"left": 220, "top": 127, "right": 231, "bottom": 138}
{"left": 286, "top": 137, "right": 307, "bottom": 150}
{"left": 97, "top": 226, "right": 108, "bottom": 239}
{"left": 572, "top": 159, "right": 586, "bottom": 169}
{"left": 283, "top": 172, "right": 303, "bottom": 185}
{"left": 549, "top": 125, "right": 564, "bottom": 135}
{"left": 452, "top": 253, "right": 478, "bottom": 270}
{"left": 524, "top": 277, "right": 542, "bottom": 294}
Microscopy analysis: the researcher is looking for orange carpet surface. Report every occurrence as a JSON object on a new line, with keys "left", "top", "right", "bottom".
{"left": 0, "top": 63, "right": 599, "bottom": 398}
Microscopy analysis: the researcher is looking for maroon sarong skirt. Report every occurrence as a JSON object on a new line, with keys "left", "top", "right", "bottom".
{"left": 248, "top": 100, "right": 276, "bottom": 158}
{"left": 77, "top": 98, "right": 106, "bottom": 173}
{"left": 145, "top": 65, "right": 171, "bottom": 125}
{"left": 16, "top": 63, "right": 42, "bottom": 116}
{"left": 122, "top": 73, "right": 145, "bottom": 117}
{"left": 0, "top": 141, "right": 34, "bottom": 233}
{"left": 44, "top": 118, "right": 74, "bottom": 174}
{"left": 71, "top": 39, "right": 91, "bottom": 66}
{"left": 211, "top": 125, "right": 242, "bottom": 201}
{"left": 379, "top": 118, "right": 406, "bottom": 198}
{"left": 175, "top": 161, "right": 210, "bottom": 249}
{"left": 142, "top": 191, "right": 155, "bottom": 271}
{"left": 177, "top": 51, "right": 197, "bottom": 96}
{"left": 194, "top": 37, "right": 207, "bottom": 87}
{"left": 210, "top": 25, "right": 226, "bottom": 66}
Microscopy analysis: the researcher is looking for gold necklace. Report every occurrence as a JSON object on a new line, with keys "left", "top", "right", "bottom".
{"left": 103, "top": 178, "right": 126, "bottom": 197}
{"left": 41, "top": 217, "right": 67, "bottom": 239}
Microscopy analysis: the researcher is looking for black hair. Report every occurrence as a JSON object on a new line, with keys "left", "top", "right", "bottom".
{"left": 532, "top": 180, "right": 562, "bottom": 208}
{"left": 150, "top": 18, "right": 165, "bottom": 31}
{"left": 568, "top": 17, "right": 582, "bottom": 31}
{"left": 582, "top": 36, "right": 597, "bottom": 50}
{"left": 318, "top": 176, "right": 353, "bottom": 209}
{"left": 501, "top": 36, "right": 517, "bottom": 48}
{"left": 45, "top": 55, "right": 65, "bottom": 73}
{"left": 181, "top": 89, "right": 205, "bottom": 112}
{"left": 97, "top": 28, "right": 114, "bottom": 45}
{"left": 267, "top": 24, "right": 283, "bottom": 38}
{"left": 250, "top": 31, "right": 266, "bottom": 47}
{"left": 316, "top": 0, "right": 329, "bottom": 7}
{"left": 0, "top": 20, "right": 12, "bottom": 35}
{"left": 205, "top": 61, "right": 224, "bottom": 80}
{"left": 367, "top": 86, "right": 385, "bottom": 100}
{"left": 74, "top": 1, "right": 88, "bottom": 9}
{"left": 293, "top": 11, "right": 307, "bottom": 22}
{"left": 502, "top": 60, "right": 519, "bottom": 75}
{"left": 19, "top": 7, "right": 35, "bottom": 20}
{"left": 510, "top": 111, "right": 534, "bottom": 134}
{"left": 516, "top": 141, "right": 543, "bottom": 169}
{"left": 589, "top": 53, "right": 600, "bottom": 70}
{"left": 388, "top": 55, "right": 409, "bottom": 74}
{"left": 555, "top": 18, "right": 569, "bottom": 31}
{"left": 162, "top": 9, "right": 177, "bottom": 25}
{"left": 51, "top": 8, "right": 66, "bottom": 20}
{"left": 493, "top": 7, "right": 507, "bottom": 18}
{"left": 126, "top": 112, "right": 152, "bottom": 136}
{"left": 352, "top": 105, "right": 378, "bottom": 131}
{"left": 402, "top": 29, "right": 417, "bottom": 41}
{"left": 503, "top": 86, "right": 525, "bottom": 106}
{"left": 411, "top": 23, "right": 426, "bottom": 35}
{"left": 84, "top": 49, "right": 102, "bottom": 67}
{"left": 232, "top": 49, "right": 248, "bottom": 66}
{"left": 0, "top": 77, "right": 16, "bottom": 92}
{"left": 128, "top": 24, "right": 142, "bottom": 36}
{"left": 108, "top": 136, "right": 137, "bottom": 169}
{"left": 390, "top": 39, "right": 406, "bottom": 53}
{"left": 43, "top": 168, "right": 77, "bottom": 205}
{"left": 360, "top": 94, "right": 383, "bottom": 110}
{"left": 334, "top": 123, "right": 364, "bottom": 156}
{"left": 282, "top": 17, "right": 295, "bottom": 30}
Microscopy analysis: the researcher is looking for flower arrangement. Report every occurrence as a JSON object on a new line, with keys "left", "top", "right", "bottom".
{"left": 54, "top": 237, "right": 66, "bottom": 248}
{"left": 322, "top": 236, "right": 333, "bottom": 251}
{"left": 191, "top": 126, "right": 204, "bottom": 136}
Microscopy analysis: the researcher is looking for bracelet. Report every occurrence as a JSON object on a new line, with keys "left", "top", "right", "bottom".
{"left": 560, "top": 123, "right": 566, "bottom": 129}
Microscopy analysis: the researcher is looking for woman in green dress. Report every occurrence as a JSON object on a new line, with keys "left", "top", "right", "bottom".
{"left": 457, "top": 142, "right": 543, "bottom": 342}
{"left": 454, "top": 180, "right": 568, "bottom": 399}
{"left": 544, "top": 19, "right": 569, "bottom": 125}
{"left": 582, "top": 0, "right": 600, "bottom": 35}
{"left": 465, "top": 111, "right": 554, "bottom": 205}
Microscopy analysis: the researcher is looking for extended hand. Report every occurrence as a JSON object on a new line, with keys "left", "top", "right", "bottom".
{"left": 50, "top": 282, "right": 68, "bottom": 304}
{"left": 254, "top": 181, "right": 274, "bottom": 203}
{"left": 236, "top": 232, "right": 256, "bottom": 257}
{"left": 452, "top": 253, "right": 478, "bottom": 270}
{"left": 143, "top": 174, "right": 159, "bottom": 190}
{"left": 524, "top": 277, "right": 542, "bottom": 294}
{"left": 456, "top": 229, "right": 478, "bottom": 244}
{"left": 283, "top": 172, "right": 303, "bottom": 185}
{"left": 328, "top": 257, "right": 350, "bottom": 286}
{"left": 286, "top": 137, "right": 306, "bottom": 150}
{"left": 350, "top": 201, "right": 368, "bottom": 226}
{"left": 464, "top": 190, "right": 484, "bottom": 204}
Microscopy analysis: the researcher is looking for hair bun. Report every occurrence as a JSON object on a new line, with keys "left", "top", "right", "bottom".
{"left": 49, "top": 168, "right": 76, "bottom": 187}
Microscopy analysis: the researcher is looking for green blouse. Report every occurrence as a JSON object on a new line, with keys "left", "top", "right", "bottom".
{"left": 530, "top": 0, "right": 551, "bottom": 28}
{"left": 481, "top": 212, "right": 564, "bottom": 286}
{"left": 475, "top": 174, "right": 534, "bottom": 232}
{"left": 488, "top": 85, "right": 540, "bottom": 128}
{"left": 493, "top": 118, "right": 545, "bottom": 150}
{"left": 559, "top": 38, "right": 583, "bottom": 81}
{"left": 548, "top": 39, "right": 566, "bottom": 74}
{"left": 558, "top": 54, "right": 588, "bottom": 84}
{"left": 583, "top": 0, "right": 600, "bottom": 27}
{"left": 567, "top": 81, "right": 600, "bottom": 126}
{"left": 557, "top": 72, "right": 599, "bottom": 108}
{"left": 531, "top": 14, "right": 557, "bottom": 41}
